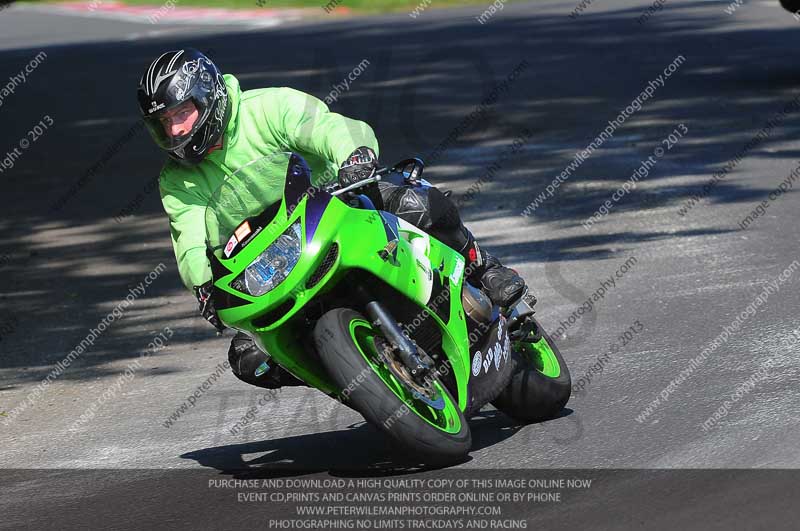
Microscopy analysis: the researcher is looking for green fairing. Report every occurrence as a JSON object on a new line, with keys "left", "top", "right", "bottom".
{"left": 209, "top": 156, "right": 471, "bottom": 411}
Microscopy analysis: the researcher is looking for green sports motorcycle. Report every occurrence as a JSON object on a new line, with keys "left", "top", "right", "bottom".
{"left": 205, "top": 152, "right": 571, "bottom": 463}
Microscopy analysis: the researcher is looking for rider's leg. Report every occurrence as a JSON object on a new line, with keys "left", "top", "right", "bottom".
{"left": 378, "top": 178, "right": 527, "bottom": 307}
{"left": 228, "top": 332, "right": 305, "bottom": 389}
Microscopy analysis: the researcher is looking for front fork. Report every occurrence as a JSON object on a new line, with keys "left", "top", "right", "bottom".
{"left": 355, "top": 285, "right": 434, "bottom": 384}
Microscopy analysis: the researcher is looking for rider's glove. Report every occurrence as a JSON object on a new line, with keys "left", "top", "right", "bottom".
{"left": 338, "top": 146, "right": 378, "bottom": 188}
{"left": 194, "top": 281, "right": 226, "bottom": 333}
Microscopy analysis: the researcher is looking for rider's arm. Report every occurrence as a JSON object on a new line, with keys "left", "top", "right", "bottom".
{"left": 267, "top": 87, "right": 380, "bottom": 184}
{"left": 159, "top": 169, "right": 212, "bottom": 291}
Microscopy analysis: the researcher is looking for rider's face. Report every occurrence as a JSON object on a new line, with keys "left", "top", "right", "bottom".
{"left": 160, "top": 100, "right": 199, "bottom": 138}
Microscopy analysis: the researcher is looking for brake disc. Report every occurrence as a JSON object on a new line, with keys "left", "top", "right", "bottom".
{"left": 371, "top": 337, "right": 445, "bottom": 410}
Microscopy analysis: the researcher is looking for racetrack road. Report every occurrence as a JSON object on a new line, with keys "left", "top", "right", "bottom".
{"left": 2, "top": 0, "right": 800, "bottom": 528}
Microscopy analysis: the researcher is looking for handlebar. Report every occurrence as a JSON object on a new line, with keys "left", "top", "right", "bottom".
{"left": 328, "top": 167, "right": 390, "bottom": 197}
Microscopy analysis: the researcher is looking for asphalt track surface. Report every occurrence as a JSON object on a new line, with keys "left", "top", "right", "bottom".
{"left": 2, "top": 0, "right": 800, "bottom": 528}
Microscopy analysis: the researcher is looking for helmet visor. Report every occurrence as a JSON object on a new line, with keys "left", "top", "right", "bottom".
{"left": 142, "top": 98, "right": 209, "bottom": 151}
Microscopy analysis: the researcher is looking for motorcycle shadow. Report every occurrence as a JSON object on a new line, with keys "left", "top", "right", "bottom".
{"left": 180, "top": 408, "right": 574, "bottom": 478}
{"left": 468, "top": 407, "right": 575, "bottom": 452}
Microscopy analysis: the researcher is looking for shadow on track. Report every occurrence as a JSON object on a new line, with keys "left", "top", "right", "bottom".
{"left": 2, "top": 0, "right": 798, "bottom": 383}
{"left": 179, "top": 409, "right": 563, "bottom": 476}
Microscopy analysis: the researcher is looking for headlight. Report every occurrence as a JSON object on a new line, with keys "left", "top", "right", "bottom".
{"left": 230, "top": 222, "right": 302, "bottom": 296}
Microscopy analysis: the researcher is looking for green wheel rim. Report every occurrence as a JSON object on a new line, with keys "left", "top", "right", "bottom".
{"left": 516, "top": 336, "right": 561, "bottom": 378}
{"left": 348, "top": 319, "right": 462, "bottom": 434}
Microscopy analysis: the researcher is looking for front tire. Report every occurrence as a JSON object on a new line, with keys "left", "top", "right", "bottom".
{"left": 313, "top": 308, "right": 471, "bottom": 464}
{"left": 492, "top": 320, "right": 571, "bottom": 422}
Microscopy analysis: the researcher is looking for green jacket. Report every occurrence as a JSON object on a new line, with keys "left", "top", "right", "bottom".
{"left": 159, "top": 74, "right": 379, "bottom": 291}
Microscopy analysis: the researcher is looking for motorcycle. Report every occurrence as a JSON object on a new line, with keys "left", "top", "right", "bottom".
{"left": 205, "top": 152, "right": 571, "bottom": 463}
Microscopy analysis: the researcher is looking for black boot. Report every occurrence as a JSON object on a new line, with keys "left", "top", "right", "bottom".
{"left": 478, "top": 253, "right": 527, "bottom": 308}
{"left": 461, "top": 233, "right": 527, "bottom": 308}
{"left": 228, "top": 332, "right": 305, "bottom": 389}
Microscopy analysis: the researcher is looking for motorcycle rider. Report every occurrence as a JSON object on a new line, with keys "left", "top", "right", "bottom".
{"left": 137, "top": 49, "right": 526, "bottom": 389}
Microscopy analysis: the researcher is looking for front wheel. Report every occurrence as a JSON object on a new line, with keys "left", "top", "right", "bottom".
{"left": 492, "top": 319, "right": 571, "bottom": 422}
{"left": 313, "top": 308, "right": 471, "bottom": 464}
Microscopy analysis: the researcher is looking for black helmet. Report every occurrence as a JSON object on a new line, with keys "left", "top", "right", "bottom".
{"left": 137, "top": 48, "right": 231, "bottom": 165}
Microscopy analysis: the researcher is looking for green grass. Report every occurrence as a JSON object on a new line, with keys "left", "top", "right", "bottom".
{"left": 41, "top": 0, "right": 513, "bottom": 14}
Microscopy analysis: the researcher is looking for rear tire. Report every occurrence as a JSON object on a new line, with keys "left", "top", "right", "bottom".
{"left": 313, "top": 308, "right": 471, "bottom": 464}
{"left": 492, "top": 320, "right": 571, "bottom": 423}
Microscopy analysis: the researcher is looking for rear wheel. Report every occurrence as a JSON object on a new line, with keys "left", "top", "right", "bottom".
{"left": 313, "top": 308, "right": 471, "bottom": 464}
{"left": 492, "top": 319, "right": 571, "bottom": 422}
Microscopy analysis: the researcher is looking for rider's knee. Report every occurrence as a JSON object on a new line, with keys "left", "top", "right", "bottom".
{"left": 228, "top": 333, "right": 272, "bottom": 386}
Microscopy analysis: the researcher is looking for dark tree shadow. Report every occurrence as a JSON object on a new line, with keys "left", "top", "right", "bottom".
{"left": 2, "top": 0, "right": 799, "bottom": 382}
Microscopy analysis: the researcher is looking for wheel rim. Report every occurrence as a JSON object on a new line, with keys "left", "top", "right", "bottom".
{"left": 348, "top": 319, "right": 462, "bottom": 434}
{"left": 516, "top": 336, "right": 561, "bottom": 378}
